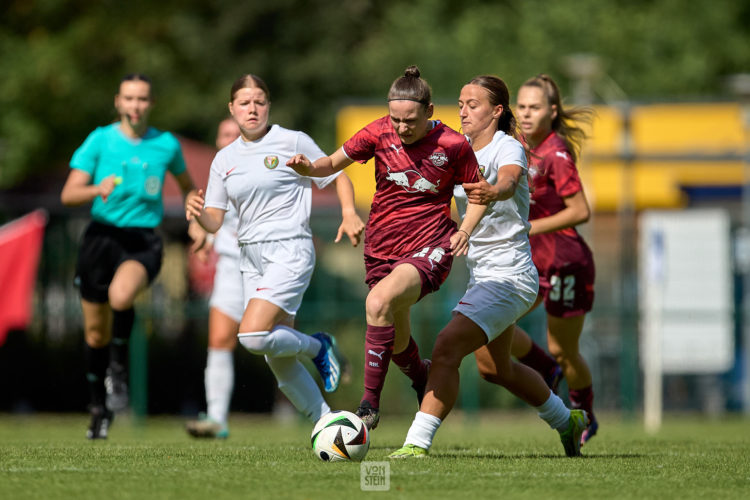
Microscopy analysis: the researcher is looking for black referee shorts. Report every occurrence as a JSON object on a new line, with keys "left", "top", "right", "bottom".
{"left": 75, "top": 221, "right": 163, "bottom": 303}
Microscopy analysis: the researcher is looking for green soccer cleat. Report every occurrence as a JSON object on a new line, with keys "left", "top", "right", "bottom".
{"left": 388, "top": 444, "right": 428, "bottom": 459}
{"left": 559, "top": 409, "right": 588, "bottom": 457}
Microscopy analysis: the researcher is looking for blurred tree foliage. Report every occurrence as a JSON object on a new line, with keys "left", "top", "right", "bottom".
{"left": 1, "top": 0, "right": 749, "bottom": 188}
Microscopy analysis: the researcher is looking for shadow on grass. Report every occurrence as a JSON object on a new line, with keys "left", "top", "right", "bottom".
{"left": 422, "top": 450, "right": 646, "bottom": 460}
{"left": 368, "top": 443, "right": 646, "bottom": 460}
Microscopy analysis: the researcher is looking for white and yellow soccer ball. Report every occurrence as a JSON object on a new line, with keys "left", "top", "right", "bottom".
{"left": 311, "top": 410, "right": 370, "bottom": 462}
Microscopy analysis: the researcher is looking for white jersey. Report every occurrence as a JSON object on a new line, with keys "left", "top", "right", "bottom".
{"left": 205, "top": 125, "right": 339, "bottom": 244}
{"left": 453, "top": 130, "right": 534, "bottom": 281}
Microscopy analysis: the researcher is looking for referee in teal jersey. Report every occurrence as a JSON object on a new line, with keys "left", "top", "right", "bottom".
{"left": 61, "top": 74, "right": 197, "bottom": 439}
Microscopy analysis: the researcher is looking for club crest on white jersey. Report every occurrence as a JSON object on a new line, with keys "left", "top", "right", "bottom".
{"left": 264, "top": 155, "right": 279, "bottom": 169}
{"left": 384, "top": 166, "right": 440, "bottom": 194}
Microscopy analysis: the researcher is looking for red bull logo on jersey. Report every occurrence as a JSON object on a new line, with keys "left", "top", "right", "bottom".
{"left": 264, "top": 156, "right": 279, "bottom": 169}
{"left": 385, "top": 166, "right": 440, "bottom": 194}
{"left": 429, "top": 152, "right": 448, "bottom": 167}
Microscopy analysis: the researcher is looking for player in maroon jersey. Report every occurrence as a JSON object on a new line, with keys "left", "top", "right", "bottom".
{"left": 288, "top": 65, "right": 487, "bottom": 429}
{"left": 512, "top": 74, "right": 598, "bottom": 446}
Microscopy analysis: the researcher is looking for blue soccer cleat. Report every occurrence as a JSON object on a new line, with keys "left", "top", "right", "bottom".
{"left": 312, "top": 332, "right": 342, "bottom": 393}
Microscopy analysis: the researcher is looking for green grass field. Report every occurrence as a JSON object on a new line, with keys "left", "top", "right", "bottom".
{"left": 1, "top": 411, "right": 749, "bottom": 499}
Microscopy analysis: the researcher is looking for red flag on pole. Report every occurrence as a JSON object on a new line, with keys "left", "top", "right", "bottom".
{"left": 0, "top": 209, "right": 47, "bottom": 347}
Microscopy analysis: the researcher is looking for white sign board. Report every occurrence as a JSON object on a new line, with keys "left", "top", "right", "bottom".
{"left": 639, "top": 209, "right": 734, "bottom": 374}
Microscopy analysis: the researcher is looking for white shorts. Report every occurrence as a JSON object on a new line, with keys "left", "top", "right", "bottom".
{"left": 453, "top": 266, "right": 539, "bottom": 342}
{"left": 209, "top": 253, "right": 244, "bottom": 323}
{"left": 240, "top": 238, "right": 315, "bottom": 315}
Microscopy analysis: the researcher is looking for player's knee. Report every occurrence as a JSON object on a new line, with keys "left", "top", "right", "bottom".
{"left": 476, "top": 360, "right": 510, "bottom": 385}
{"left": 85, "top": 327, "right": 110, "bottom": 348}
{"left": 431, "top": 342, "right": 462, "bottom": 370}
{"left": 478, "top": 369, "right": 507, "bottom": 386}
{"left": 209, "top": 329, "right": 238, "bottom": 350}
{"left": 209, "top": 336, "right": 237, "bottom": 350}
{"left": 549, "top": 348, "right": 572, "bottom": 366}
{"left": 238, "top": 331, "right": 272, "bottom": 354}
{"left": 365, "top": 294, "right": 392, "bottom": 323}
{"left": 108, "top": 288, "right": 135, "bottom": 311}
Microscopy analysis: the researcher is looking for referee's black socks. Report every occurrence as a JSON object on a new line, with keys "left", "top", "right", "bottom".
{"left": 85, "top": 343, "right": 108, "bottom": 407}
{"left": 110, "top": 307, "right": 135, "bottom": 370}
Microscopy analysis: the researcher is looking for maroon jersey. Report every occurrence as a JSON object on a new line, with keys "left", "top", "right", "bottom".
{"left": 344, "top": 117, "right": 479, "bottom": 259}
{"left": 528, "top": 132, "right": 594, "bottom": 275}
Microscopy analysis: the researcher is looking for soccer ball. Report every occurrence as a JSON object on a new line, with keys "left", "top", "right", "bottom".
{"left": 311, "top": 410, "right": 370, "bottom": 462}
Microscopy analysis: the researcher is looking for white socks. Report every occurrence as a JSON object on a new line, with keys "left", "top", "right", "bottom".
{"left": 536, "top": 390, "right": 570, "bottom": 431}
{"left": 265, "top": 355, "right": 330, "bottom": 423}
{"left": 205, "top": 348, "right": 234, "bottom": 425}
{"left": 236, "top": 326, "right": 327, "bottom": 423}
{"left": 404, "top": 411, "right": 442, "bottom": 450}
{"left": 399, "top": 393, "right": 569, "bottom": 452}
{"left": 238, "top": 325, "right": 321, "bottom": 358}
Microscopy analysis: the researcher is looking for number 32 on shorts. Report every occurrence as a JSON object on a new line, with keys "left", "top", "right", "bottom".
{"left": 548, "top": 274, "right": 575, "bottom": 302}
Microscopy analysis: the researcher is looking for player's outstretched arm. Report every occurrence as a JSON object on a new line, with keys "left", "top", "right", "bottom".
{"left": 462, "top": 164, "right": 523, "bottom": 204}
{"left": 333, "top": 172, "right": 365, "bottom": 247}
{"left": 288, "top": 148, "right": 353, "bottom": 177}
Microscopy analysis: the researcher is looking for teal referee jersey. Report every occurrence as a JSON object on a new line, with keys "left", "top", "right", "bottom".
{"left": 70, "top": 123, "right": 186, "bottom": 228}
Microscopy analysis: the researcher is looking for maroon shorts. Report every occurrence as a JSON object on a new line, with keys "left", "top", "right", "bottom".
{"left": 365, "top": 247, "right": 453, "bottom": 301}
{"left": 538, "top": 260, "right": 595, "bottom": 318}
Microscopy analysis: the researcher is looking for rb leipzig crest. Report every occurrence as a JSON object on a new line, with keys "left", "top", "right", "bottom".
{"left": 264, "top": 155, "right": 279, "bottom": 169}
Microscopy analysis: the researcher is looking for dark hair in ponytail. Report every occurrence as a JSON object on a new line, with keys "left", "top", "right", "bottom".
{"left": 387, "top": 65, "right": 432, "bottom": 108}
{"left": 467, "top": 75, "right": 517, "bottom": 138}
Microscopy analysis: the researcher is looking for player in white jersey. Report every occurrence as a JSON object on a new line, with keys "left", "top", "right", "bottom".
{"left": 390, "top": 75, "right": 588, "bottom": 459}
{"left": 185, "top": 118, "right": 244, "bottom": 439}
{"left": 185, "top": 74, "right": 364, "bottom": 426}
